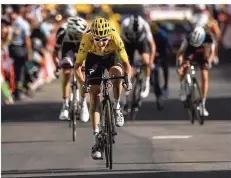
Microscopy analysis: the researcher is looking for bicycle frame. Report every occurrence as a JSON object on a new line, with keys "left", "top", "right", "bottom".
{"left": 85, "top": 72, "right": 127, "bottom": 169}
{"left": 185, "top": 62, "right": 196, "bottom": 86}
{"left": 183, "top": 60, "right": 204, "bottom": 125}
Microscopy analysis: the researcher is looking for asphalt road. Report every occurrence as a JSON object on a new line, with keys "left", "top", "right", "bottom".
{"left": 1, "top": 65, "right": 231, "bottom": 178}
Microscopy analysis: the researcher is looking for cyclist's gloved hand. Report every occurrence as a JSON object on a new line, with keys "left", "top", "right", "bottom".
{"left": 125, "top": 80, "right": 132, "bottom": 91}
{"left": 123, "top": 76, "right": 132, "bottom": 91}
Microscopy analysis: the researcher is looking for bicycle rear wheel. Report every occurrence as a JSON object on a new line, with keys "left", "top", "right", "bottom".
{"left": 192, "top": 78, "right": 204, "bottom": 125}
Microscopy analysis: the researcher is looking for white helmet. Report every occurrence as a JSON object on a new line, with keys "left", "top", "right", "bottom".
{"left": 67, "top": 16, "right": 88, "bottom": 35}
{"left": 129, "top": 15, "right": 144, "bottom": 33}
{"left": 192, "top": 14, "right": 209, "bottom": 27}
{"left": 189, "top": 26, "right": 206, "bottom": 47}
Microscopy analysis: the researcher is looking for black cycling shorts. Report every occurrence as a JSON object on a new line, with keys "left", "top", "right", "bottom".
{"left": 61, "top": 42, "right": 79, "bottom": 68}
{"left": 124, "top": 39, "right": 150, "bottom": 66}
{"left": 184, "top": 54, "right": 209, "bottom": 70}
{"left": 85, "top": 52, "right": 122, "bottom": 85}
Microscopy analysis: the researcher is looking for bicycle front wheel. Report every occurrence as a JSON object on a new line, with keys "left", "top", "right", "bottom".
{"left": 71, "top": 84, "right": 77, "bottom": 141}
{"left": 192, "top": 78, "right": 204, "bottom": 125}
{"left": 131, "top": 76, "right": 142, "bottom": 121}
{"left": 184, "top": 79, "right": 195, "bottom": 124}
{"left": 104, "top": 99, "right": 113, "bottom": 169}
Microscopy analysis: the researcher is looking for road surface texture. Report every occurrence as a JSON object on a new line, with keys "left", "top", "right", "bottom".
{"left": 2, "top": 65, "right": 231, "bottom": 178}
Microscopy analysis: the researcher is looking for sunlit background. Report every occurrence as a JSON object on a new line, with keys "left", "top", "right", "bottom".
{"left": 1, "top": 4, "right": 231, "bottom": 104}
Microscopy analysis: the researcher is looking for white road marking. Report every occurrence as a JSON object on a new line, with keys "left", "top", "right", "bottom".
{"left": 152, "top": 135, "right": 193, "bottom": 140}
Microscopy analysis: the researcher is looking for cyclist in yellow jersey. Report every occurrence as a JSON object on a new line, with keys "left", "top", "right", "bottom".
{"left": 75, "top": 17, "right": 132, "bottom": 159}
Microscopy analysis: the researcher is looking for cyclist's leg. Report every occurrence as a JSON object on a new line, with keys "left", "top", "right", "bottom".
{"left": 198, "top": 57, "right": 209, "bottom": 116}
{"left": 161, "top": 57, "right": 169, "bottom": 97}
{"left": 59, "top": 43, "right": 75, "bottom": 120}
{"left": 123, "top": 41, "right": 135, "bottom": 101}
{"left": 138, "top": 40, "right": 151, "bottom": 98}
{"left": 177, "top": 57, "right": 190, "bottom": 101}
{"left": 78, "top": 61, "right": 89, "bottom": 122}
{"left": 106, "top": 54, "right": 124, "bottom": 127}
{"left": 153, "top": 58, "right": 162, "bottom": 98}
{"left": 85, "top": 53, "right": 102, "bottom": 159}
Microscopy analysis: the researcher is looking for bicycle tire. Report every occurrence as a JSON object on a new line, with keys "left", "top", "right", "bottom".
{"left": 71, "top": 84, "right": 77, "bottom": 141}
{"left": 68, "top": 94, "right": 72, "bottom": 128}
{"left": 184, "top": 79, "right": 195, "bottom": 124}
{"left": 130, "top": 76, "right": 142, "bottom": 121}
{"left": 192, "top": 78, "right": 204, "bottom": 125}
{"left": 100, "top": 100, "right": 109, "bottom": 167}
{"left": 102, "top": 99, "right": 113, "bottom": 169}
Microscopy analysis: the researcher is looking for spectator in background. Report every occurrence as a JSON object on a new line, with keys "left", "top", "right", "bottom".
{"left": 150, "top": 22, "right": 172, "bottom": 109}
{"left": 1, "top": 16, "right": 17, "bottom": 104}
{"left": 8, "top": 5, "right": 33, "bottom": 100}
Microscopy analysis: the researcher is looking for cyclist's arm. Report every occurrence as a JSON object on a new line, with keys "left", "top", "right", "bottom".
{"left": 75, "top": 35, "right": 89, "bottom": 85}
{"left": 208, "top": 39, "right": 216, "bottom": 64}
{"left": 53, "top": 27, "right": 65, "bottom": 67}
{"left": 176, "top": 38, "right": 188, "bottom": 67}
{"left": 212, "top": 21, "right": 222, "bottom": 41}
{"left": 144, "top": 20, "right": 156, "bottom": 65}
{"left": 114, "top": 31, "right": 132, "bottom": 80}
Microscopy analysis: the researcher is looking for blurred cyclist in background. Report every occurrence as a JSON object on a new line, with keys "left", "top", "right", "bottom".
{"left": 192, "top": 5, "right": 221, "bottom": 65}
{"left": 150, "top": 22, "right": 172, "bottom": 109}
{"left": 176, "top": 26, "right": 216, "bottom": 116}
{"left": 53, "top": 16, "right": 89, "bottom": 122}
{"left": 120, "top": 14, "right": 156, "bottom": 98}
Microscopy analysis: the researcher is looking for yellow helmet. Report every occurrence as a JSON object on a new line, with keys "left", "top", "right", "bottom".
{"left": 91, "top": 17, "right": 111, "bottom": 38}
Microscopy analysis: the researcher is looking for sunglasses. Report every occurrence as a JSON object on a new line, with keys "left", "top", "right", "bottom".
{"left": 93, "top": 36, "right": 110, "bottom": 42}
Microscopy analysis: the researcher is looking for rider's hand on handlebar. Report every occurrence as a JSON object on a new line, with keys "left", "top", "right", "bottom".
{"left": 122, "top": 76, "right": 132, "bottom": 91}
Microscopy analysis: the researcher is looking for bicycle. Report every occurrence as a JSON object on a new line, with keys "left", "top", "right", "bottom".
{"left": 123, "top": 61, "right": 146, "bottom": 121}
{"left": 84, "top": 65, "right": 129, "bottom": 169}
{"left": 55, "top": 65, "right": 80, "bottom": 141}
{"left": 150, "top": 63, "right": 165, "bottom": 110}
{"left": 180, "top": 60, "right": 204, "bottom": 125}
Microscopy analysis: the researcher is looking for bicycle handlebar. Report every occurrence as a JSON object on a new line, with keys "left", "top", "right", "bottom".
{"left": 85, "top": 75, "right": 128, "bottom": 85}
{"left": 83, "top": 75, "right": 129, "bottom": 93}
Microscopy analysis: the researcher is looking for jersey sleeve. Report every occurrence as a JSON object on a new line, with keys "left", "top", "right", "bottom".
{"left": 112, "top": 30, "right": 129, "bottom": 63}
{"left": 76, "top": 34, "right": 90, "bottom": 64}
{"left": 55, "top": 27, "right": 65, "bottom": 51}
{"left": 143, "top": 20, "right": 154, "bottom": 42}
{"left": 178, "top": 38, "right": 188, "bottom": 53}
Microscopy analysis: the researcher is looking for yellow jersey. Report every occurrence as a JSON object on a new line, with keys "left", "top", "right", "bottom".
{"left": 76, "top": 29, "right": 129, "bottom": 64}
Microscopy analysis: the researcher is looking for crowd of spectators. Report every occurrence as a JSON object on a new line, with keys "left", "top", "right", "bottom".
{"left": 1, "top": 4, "right": 231, "bottom": 105}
